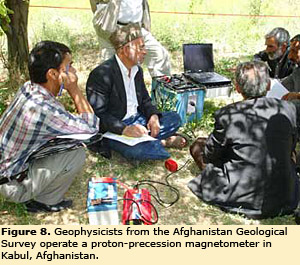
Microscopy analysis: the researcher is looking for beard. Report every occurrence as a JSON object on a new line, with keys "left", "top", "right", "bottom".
{"left": 267, "top": 48, "right": 283, "bottom": 60}
{"left": 128, "top": 53, "right": 144, "bottom": 66}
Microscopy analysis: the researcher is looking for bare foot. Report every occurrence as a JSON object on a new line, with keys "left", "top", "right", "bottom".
{"left": 161, "top": 134, "right": 188, "bottom": 149}
{"left": 190, "top": 137, "right": 207, "bottom": 170}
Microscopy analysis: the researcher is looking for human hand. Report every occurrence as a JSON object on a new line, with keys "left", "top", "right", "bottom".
{"left": 147, "top": 114, "right": 160, "bottom": 137}
{"left": 58, "top": 62, "right": 93, "bottom": 113}
{"left": 61, "top": 65, "right": 79, "bottom": 94}
{"left": 190, "top": 137, "right": 207, "bottom": 170}
{"left": 281, "top": 92, "right": 300, "bottom": 101}
{"left": 122, "top": 124, "right": 148, "bottom": 137}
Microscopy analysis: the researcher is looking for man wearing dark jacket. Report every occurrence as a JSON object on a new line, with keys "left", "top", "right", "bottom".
{"left": 86, "top": 23, "right": 185, "bottom": 161}
{"left": 254, "top": 27, "right": 294, "bottom": 79}
{"left": 188, "top": 61, "right": 299, "bottom": 219}
{"left": 281, "top": 34, "right": 300, "bottom": 96}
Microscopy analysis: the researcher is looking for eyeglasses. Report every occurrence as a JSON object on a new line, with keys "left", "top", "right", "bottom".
{"left": 123, "top": 44, "right": 146, "bottom": 52}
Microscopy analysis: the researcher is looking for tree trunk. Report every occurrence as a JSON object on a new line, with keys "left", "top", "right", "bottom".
{"left": 4, "top": 0, "right": 29, "bottom": 83}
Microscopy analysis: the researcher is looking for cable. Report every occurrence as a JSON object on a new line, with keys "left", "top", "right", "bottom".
{"left": 117, "top": 159, "right": 191, "bottom": 224}
{"left": 120, "top": 198, "right": 159, "bottom": 225}
{"left": 134, "top": 159, "right": 191, "bottom": 207}
{"left": 28, "top": 5, "right": 300, "bottom": 19}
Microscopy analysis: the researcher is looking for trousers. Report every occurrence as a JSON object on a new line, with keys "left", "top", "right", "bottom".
{"left": 0, "top": 148, "right": 86, "bottom": 205}
{"left": 107, "top": 111, "right": 181, "bottom": 161}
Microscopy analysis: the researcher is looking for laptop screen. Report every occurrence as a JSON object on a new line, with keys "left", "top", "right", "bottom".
{"left": 183, "top": 43, "right": 214, "bottom": 73}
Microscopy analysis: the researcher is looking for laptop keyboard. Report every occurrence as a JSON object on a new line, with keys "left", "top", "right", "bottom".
{"left": 185, "top": 72, "right": 231, "bottom": 87}
{"left": 190, "top": 72, "right": 215, "bottom": 80}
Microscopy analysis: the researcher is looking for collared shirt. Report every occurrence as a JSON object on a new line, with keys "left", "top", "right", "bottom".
{"left": 115, "top": 55, "right": 139, "bottom": 120}
{"left": 0, "top": 81, "right": 99, "bottom": 177}
{"left": 118, "top": 0, "right": 143, "bottom": 24}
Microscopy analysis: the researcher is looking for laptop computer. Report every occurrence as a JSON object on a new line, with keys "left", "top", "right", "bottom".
{"left": 183, "top": 43, "right": 231, "bottom": 87}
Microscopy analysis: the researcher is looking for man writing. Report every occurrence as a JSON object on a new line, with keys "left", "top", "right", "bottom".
{"left": 86, "top": 23, "right": 185, "bottom": 161}
{"left": 0, "top": 41, "right": 99, "bottom": 212}
{"left": 254, "top": 27, "right": 294, "bottom": 79}
{"left": 189, "top": 61, "right": 299, "bottom": 219}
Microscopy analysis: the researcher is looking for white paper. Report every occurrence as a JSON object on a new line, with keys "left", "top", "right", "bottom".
{"left": 103, "top": 132, "right": 157, "bottom": 146}
{"left": 266, "top": 79, "right": 289, "bottom": 99}
{"left": 56, "top": 133, "right": 97, "bottom": 140}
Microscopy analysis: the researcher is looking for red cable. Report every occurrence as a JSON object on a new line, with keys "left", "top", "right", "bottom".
{"left": 29, "top": 5, "right": 300, "bottom": 19}
{"left": 29, "top": 5, "right": 90, "bottom": 10}
{"left": 151, "top": 10, "right": 300, "bottom": 19}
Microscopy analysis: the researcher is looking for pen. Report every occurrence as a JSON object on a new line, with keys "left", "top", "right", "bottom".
{"left": 58, "top": 64, "right": 69, "bottom": 96}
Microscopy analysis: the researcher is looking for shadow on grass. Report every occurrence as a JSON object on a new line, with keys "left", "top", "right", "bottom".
{"left": 0, "top": 150, "right": 297, "bottom": 225}
{"left": 0, "top": 196, "right": 41, "bottom": 225}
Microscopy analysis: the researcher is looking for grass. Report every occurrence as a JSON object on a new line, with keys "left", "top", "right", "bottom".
{"left": 0, "top": 0, "right": 299, "bottom": 225}
{"left": 0, "top": 91, "right": 297, "bottom": 225}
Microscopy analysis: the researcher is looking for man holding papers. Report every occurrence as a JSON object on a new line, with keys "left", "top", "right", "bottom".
{"left": 0, "top": 41, "right": 99, "bottom": 212}
{"left": 87, "top": 23, "right": 186, "bottom": 161}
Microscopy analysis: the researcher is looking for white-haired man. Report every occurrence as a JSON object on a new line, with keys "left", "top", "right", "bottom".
{"left": 86, "top": 23, "right": 186, "bottom": 162}
{"left": 254, "top": 27, "right": 294, "bottom": 79}
{"left": 90, "top": 0, "right": 170, "bottom": 78}
{"left": 189, "top": 61, "right": 299, "bottom": 219}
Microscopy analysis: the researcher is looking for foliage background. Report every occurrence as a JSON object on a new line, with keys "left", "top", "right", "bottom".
{"left": 24, "top": 0, "right": 300, "bottom": 76}
{"left": 0, "top": 0, "right": 11, "bottom": 36}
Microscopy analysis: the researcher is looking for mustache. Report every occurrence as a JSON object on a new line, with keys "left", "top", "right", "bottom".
{"left": 267, "top": 49, "right": 282, "bottom": 60}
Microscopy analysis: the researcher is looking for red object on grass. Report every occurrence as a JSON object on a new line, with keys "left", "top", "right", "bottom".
{"left": 165, "top": 158, "right": 178, "bottom": 172}
{"left": 122, "top": 188, "right": 154, "bottom": 225}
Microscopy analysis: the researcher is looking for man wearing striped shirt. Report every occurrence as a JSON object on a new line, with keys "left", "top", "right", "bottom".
{"left": 0, "top": 41, "right": 99, "bottom": 213}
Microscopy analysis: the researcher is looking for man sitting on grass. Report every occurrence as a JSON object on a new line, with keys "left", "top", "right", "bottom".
{"left": 254, "top": 27, "right": 294, "bottom": 79}
{"left": 86, "top": 23, "right": 186, "bottom": 162}
{"left": 188, "top": 61, "right": 299, "bottom": 219}
{"left": 281, "top": 34, "right": 300, "bottom": 98}
{"left": 0, "top": 41, "right": 99, "bottom": 213}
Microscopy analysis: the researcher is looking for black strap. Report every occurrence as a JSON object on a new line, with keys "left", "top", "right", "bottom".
{"left": 29, "top": 133, "right": 103, "bottom": 161}
{"left": 0, "top": 171, "right": 28, "bottom": 185}
{"left": 0, "top": 176, "right": 14, "bottom": 185}
{"left": 117, "top": 21, "right": 129, "bottom": 26}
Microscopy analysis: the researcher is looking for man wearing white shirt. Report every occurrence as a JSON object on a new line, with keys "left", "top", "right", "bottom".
{"left": 118, "top": 0, "right": 143, "bottom": 24}
{"left": 90, "top": 0, "right": 171, "bottom": 77}
{"left": 86, "top": 23, "right": 186, "bottom": 161}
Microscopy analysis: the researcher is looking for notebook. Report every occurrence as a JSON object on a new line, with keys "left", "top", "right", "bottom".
{"left": 183, "top": 43, "right": 231, "bottom": 87}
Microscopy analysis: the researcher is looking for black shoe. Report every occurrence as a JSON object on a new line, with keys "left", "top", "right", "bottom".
{"left": 87, "top": 139, "right": 112, "bottom": 159}
{"left": 25, "top": 199, "right": 73, "bottom": 213}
